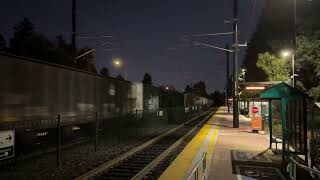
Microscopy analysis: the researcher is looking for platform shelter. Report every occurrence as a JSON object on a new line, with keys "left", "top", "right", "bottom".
{"left": 260, "top": 82, "right": 308, "bottom": 163}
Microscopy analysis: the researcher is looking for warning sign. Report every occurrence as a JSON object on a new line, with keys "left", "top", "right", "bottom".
{"left": 0, "top": 130, "right": 15, "bottom": 160}
{"left": 251, "top": 117, "right": 263, "bottom": 131}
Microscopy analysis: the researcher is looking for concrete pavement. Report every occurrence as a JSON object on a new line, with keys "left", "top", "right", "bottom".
{"left": 207, "top": 107, "right": 285, "bottom": 180}
{"left": 160, "top": 106, "right": 287, "bottom": 180}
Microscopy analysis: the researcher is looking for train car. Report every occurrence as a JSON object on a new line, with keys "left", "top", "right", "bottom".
{"left": 0, "top": 53, "right": 213, "bottom": 154}
{"left": 0, "top": 53, "right": 137, "bottom": 124}
{"left": 184, "top": 93, "right": 212, "bottom": 111}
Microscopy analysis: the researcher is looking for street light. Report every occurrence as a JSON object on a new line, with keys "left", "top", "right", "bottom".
{"left": 112, "top": 58, "right": 122, "bottom": 67}
{"left": 281, "top": 50, "right": 296, "bottom": 87}
{"left": 112, "top": 58, "right": 127, "bottom": 80}
{"left": 282, "top": 51, "right": 290, "bottom": 58}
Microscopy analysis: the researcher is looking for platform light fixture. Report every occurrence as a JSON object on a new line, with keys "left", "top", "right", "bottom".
{"left": 245, "top": 86, "right": 266, "bottom": 90}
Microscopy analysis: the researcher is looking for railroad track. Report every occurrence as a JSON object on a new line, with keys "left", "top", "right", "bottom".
{"left": 76, "top": 109, "right": 216, "bottom": 180}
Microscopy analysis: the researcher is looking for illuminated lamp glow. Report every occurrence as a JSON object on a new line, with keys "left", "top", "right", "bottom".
{"left": 245, "top": 86, "right": 265, "bottom": 90}
{"left": 72, "top": 126, "right": 81, "bottom": 131}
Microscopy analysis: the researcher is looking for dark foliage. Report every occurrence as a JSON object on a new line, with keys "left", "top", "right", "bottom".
{"left": 100, "top": 67, "right": 109, "bottom": 76}
{"left": 6, "top": 18, "right": 96, "bottom": 73}
{"left": 116, "top": 74, "right": 125, "bottom": 80}
{"left": 242, "top": 0, "right": 294, "bottom": 82}
{"left": 192, "top": 81, "right": 208, "bottom": 97}
{"left": 142, "top": 73, "right": 152, "bottom": 85}
{"left": 184, "top": 85, "right": 192, "bottom": 93}
{"left": 0, "top": 33, "right": 6, "bottom": 51}
{"left": 209, "top": 91, "right": 225, "bottom": 107}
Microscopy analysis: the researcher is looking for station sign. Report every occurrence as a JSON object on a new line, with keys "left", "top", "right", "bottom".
{"left": 0, "top": 130, "right": 15, "bottom": 160}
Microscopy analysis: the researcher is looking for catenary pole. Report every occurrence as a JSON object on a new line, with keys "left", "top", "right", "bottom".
{"left": 72, "top": 0, "right": 76, "bottom": 60}
{"left": 233, "top": 0, "right": 239, "bottom": 128}
{"left": 226, "top": 44, "right": 230, "bottom": 113}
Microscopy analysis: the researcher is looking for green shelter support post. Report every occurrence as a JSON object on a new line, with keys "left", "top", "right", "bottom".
{"left": 269, "top": 99, "right": 272, "bottom": 149}
{"left": 260, "top": 82, "right": 308, "bottom": 163}
{"left": 281, "top": 97, "right": 287, "bottom": 162}
{"left": 303, "top": 97, "right": 308, "bottom": 164}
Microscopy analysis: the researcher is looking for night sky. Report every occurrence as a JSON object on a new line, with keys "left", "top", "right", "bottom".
{"left": 0, "top": 0, "right": 265, "bottom": 92}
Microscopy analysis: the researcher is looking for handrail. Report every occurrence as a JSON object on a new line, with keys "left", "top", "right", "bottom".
{"left": 185, "top": 152, "right": 207, "bottom": 180}
{"left": 288, "top": 156, "right": 320, "bottom": 180}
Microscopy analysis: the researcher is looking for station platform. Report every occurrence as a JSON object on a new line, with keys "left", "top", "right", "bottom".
{"left": 159, "top": 106, "right": 287, "bottom": 180}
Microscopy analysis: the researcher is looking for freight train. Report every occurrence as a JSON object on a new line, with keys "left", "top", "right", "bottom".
{"left": 0, "top": 53, "right": 212, "bottom": 124}
{"left": 0, "top": 53, "right": 212, "bottom": 155}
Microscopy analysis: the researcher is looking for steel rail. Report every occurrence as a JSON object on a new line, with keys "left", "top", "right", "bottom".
{"left": 75, "top": 110, "right": 212, "bottom": 180}
{"left": 131, "top": 111, "right": 215, "bottom": 180}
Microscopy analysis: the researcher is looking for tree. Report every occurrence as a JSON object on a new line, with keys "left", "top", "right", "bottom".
{"left": 0, "top": 33, "right": 6, "bottom": 51}
{"left": 293, "top": 1, "right": 320, "bottom": 100}
{"left": 10, "top": 18, "right": 34, "bottom": 50}
{"left": 8, "top": 18, "right": 97, "bottom": 73}
{"left": 295, "top": 35, "right": 320, "bottom": 100}
{"left": 243, "top": 0, "right": 320, "bottom": 101}
{"left": 209, "top": 91, "right": 225, "bottom": 107}
{"left": 51, "top": 34, "right": 73, "bottom": 66}
{"left": 116, "top": 74, "right": 125, "bottom": 80}
{"left": 142, "top": 73, "right": 152, "bottom": 85}
{"left": 309, "top": 87, "right": 320, "bottom": 101}
{"left": 100, "top": 67, "right": 109, "bottom": 76}
{"left": 9, "top": 18, "right": 51, "bottom": 59}
{"left": 184, "top": 85, "right": 192, "bottom": 93}
{"left": 242, "top": 0, "right": 294, "bottom": 81}
{"left": 193, "top": 81, "right": 208, "bottom": 97}
{"left": 256, "top": 52, "right": 290, "bottom": 81}
{"left": 238, "top": 68, "right": 247, "bottom": 84}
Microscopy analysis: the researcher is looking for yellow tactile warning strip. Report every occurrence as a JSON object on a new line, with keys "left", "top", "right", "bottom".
{"left": 159, "top": 111, "right": 219, "bottom": 180}
{"left": 206, "top": 124, "right": 218, "bottom": 172}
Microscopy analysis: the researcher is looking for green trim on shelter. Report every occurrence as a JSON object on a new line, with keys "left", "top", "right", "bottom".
{"left": 260, "top": 82, "right": 303, "bottom": 100}
{"left": 259, "top": 82, "right": 307, "bottom": 163}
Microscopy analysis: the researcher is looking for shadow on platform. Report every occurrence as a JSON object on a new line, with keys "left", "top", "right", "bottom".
{"left": 230, "top": 149, "right": 288, "bottom": 180}
{"left": 206, "top": 122, "right": 232, "bottom": 128}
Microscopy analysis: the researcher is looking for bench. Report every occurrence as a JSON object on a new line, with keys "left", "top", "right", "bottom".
{"left": 271, "top": 135, "right": 282, "bottom": 153}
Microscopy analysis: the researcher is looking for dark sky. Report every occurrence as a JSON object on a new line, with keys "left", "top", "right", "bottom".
{"left": 0, "top": 0, "right": 265, "bottom": 92}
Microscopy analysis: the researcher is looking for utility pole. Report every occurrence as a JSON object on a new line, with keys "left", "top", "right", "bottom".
{"left": 292, "top": 0, "right": 296, "bottom": 87}
{"left": 72, "top": 0, "right": 76, "bottom": 60}
{"left": 233, "top": 0, "right": 239, "bottom": 128}
{"left": 178, "top": 1, "right": 246, "bottom": 123}
{"left": 226, "top": 44, "right": 230, "bottom": 113}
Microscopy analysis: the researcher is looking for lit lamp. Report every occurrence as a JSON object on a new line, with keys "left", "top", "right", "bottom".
{"left": 112, "top": 58, "right": 127, "bottom": 80}
{"left": 282, "top": 51, "right": 290, "bottom": 58}
{"left": 112, "top": 58, "right": 122, "bottom": 67}
{"left": 245, "top": 86, "right": 265, "bottom": 90}
{"left": 281, "top": 50, "right": 296, "bottom": 87}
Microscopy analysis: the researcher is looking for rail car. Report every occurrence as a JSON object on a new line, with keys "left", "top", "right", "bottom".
{"left": 0, "top": 53, "right": 211, "bottom": 154}
{"left": 0, "top": 53, "right": 211, "bottom": 123}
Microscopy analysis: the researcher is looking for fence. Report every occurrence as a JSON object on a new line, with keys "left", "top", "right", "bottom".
{"left": 309, "top": 108, "right": 320, "bottom": 169}
{"left": 0, "top": 53, "right": 211, "bottom": 178}
{"left": 0, "top": 106, "right": 205, "bottom": 168}
{"left": 185, "top": 152, "right": 207, "bottom": 180}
